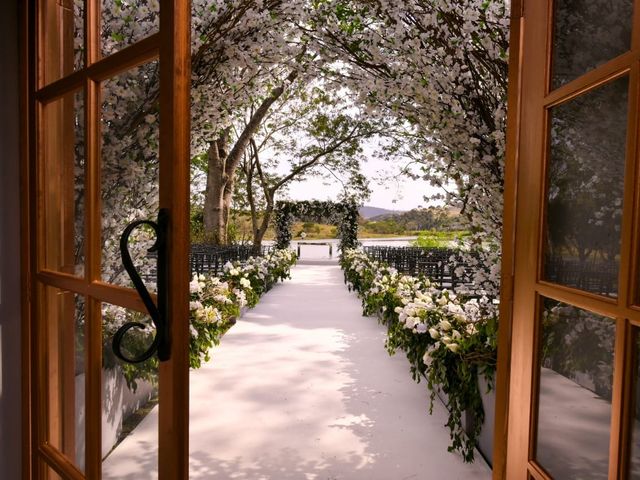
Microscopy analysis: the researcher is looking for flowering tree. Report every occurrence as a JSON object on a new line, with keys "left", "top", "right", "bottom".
{"left": 231, "top": 85, "right": 377, "bottom": 248}
{"left": 306, "top": 0, "right": 510, "bottom": 299}
{"left": 98, "top": 0, "right": 511, "bottom": 283}
{"left": 98, "top": 0, "right": 316, "bottom": 250}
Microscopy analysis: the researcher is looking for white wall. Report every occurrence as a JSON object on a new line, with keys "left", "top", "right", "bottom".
{"left": 0, "top": 0, "right": 22, "bottom": 478}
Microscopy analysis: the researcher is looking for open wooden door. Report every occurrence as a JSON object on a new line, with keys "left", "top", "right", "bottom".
{"left": 503, "top": 0, "right": 640, "bottom": 478}
{"left": 23, "top": 1, "right": 191, "bottom": 478}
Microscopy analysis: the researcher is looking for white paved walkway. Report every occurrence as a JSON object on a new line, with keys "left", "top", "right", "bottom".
{"left": 103, "top": 264, "right": 492, "bottom": 479}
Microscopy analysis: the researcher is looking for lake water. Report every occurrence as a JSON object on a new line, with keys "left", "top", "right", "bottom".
{"left": 287, "top": 237, "right": 417, "bottom": 261}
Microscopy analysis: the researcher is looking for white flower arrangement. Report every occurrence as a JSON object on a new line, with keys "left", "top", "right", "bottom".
{"left": 275, "top": 200, "right": 359, "bottom": 251}
{"left": 340, "top": 247, "right": 497, "bottom": 462}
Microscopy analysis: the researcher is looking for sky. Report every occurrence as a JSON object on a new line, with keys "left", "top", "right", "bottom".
{"left": 283, "top": 153, "right": 447, "bottom": 211}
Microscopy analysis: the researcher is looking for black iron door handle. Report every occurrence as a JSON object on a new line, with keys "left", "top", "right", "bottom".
{"left": 112, "top": 208, "right": 170, "bottom": 363}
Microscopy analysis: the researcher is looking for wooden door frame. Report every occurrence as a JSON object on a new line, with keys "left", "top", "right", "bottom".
{"left": 493, "top": 0, "right": 525, "bottom": 479}
{"left": 20, "top": 1, "right": 192, "bottom": 478}
{"left": 14, "top": 0, "right": 524, "bottom": 478}
{"left": 498, "top": 0, "right": 640, "bottom": 479}
{"left": 157, "top": 1, "right": 192, "bottom": 477}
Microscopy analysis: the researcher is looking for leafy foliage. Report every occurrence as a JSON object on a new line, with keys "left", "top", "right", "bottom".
{"left": 412, "top": 230, "right": 470, "bottom": 249}
{"left": 275, "top": 200, "right": 359, "bottom": 250}
{"left": 341, "top": 248, "right": 496, "bottom": 461}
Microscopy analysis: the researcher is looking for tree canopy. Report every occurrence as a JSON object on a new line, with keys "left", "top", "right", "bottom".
{"left": 93, "top": 0, "right": 510, "bottom": 301}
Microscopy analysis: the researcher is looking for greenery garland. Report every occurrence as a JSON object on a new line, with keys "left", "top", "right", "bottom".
{"left": 103, "top": 249, "right": 298, "bottom": 390}
{"left": 340, "top": 248, "right": 497, "bottom": 462}
{"left": 274, "top": 200, "right": 359, "bottom": 251}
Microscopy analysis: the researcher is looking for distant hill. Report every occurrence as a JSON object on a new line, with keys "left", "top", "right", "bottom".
{"left": 368, "top": 206, "right": 463, "bottom": 231}
{"left": 358, "top": 206, "right": 405, "bottom": 219}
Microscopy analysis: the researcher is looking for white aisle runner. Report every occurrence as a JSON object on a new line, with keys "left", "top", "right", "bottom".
{"left": 103, "top": 264, "right": 492, "bottom": 479}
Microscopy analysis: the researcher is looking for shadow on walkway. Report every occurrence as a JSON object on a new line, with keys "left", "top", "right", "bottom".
{"left": 103, "top": 265, "right": 491, "bottom": 480}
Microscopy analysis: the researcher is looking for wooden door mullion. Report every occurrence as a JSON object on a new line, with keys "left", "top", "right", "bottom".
{"left": 493, "top": 0, "right": 525, "bottom": 476}
{"left": 506, "top": 1, "right": 548, "bottom": 477}
{"left": 608, "top": 318, "right": 630, "bottom": 479}
{"left": 157, "top": 0, "right": 191, "bottom": 477}
{"left": 84, "top": 297, "right": 102, "bottom": 480}
{"left": 84, "top": 57, "right": 101, "bottom": 476}
{"left": 84, "top": 4, "right": 101, "bottom": 473}
{"left": 612, "top": 52, "right": 640, "bottom": 480}
{"left": 86, "top": 0, "right": 99, "bottom": 67}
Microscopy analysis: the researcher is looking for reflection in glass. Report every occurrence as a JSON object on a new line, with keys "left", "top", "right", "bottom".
{"left": 42, "top": 90, "right": 85, "bottom": 277}
{"left": 74, "top": 0, "right": 85, "bottom": 70}
{"left": 551, "top": 0, "right": 633, "bottom": 88}
{"left": 43, "top": 286, "right": 86, "bottom": 472}
{"left": 535, "top": 298, "right": 615, "bottom": 479}
{"left": 101, "top": 62, "right": 160, "bottom": 290}
{"left": 42, "top": 0, "right": 86, "bottom": 84}
{"left": 544, "top": 77, "right": 628, "bottom": 297}
{"left": 101, "top": 0, "right": 160, "bottom": 57}
{"left": 101, "top": 304, "right": 158, "bottom": 479}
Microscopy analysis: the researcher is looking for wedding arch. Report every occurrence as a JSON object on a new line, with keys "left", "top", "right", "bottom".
{"left": 274, "top": 200, "right": 359, "bottom": 251}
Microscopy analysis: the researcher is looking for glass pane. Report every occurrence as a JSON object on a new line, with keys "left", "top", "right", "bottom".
{"left": 101, "top": 62, "right": 160, "bottom": 290}
{"left": 628, "top": 329, "right": 640, "bottom": 477}
{"left": 42, "top": 0, "right": 85, "bottom": 85}
{"left": 551, "top": 0, "right": 633, "bottom": 88}
{"left": 100, "top": 304, "right": 158, "bottom": 479}
{"left": 42, "top": 90, "right": 85, "bottom": 277}
{"left": 73, "top": 0, "right": 85, "bottom": 70}
{"left": 543, "top": 77, "right": 628, "bottom": 298}
{"left": 535, "top": 298, "right": 615, "bottom": 479}
{"left": 42, "top": 285, "right": 86, "bottom": 472}
{"left": 101, "top": 0, "right": 160, "bottom": 58}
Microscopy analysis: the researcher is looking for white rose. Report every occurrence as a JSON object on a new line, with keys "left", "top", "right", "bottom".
{"left": 446, "top": 343, "right": 460, "bottom": 353}
{"left": 438, "top": 320, "right": 452, "bottom": 331}
{"left": 422, "top": 351, "right": 433, "bottom": 366}
{"left": 189, "top": 278, "right": 201, "bottom": 294}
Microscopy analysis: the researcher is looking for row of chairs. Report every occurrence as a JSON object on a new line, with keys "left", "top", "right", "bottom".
{"left": 544, "top": 258, "right": 618, "bottom": 297}
{"left": 362, "top": 246, "right": 476, "bottom": 291}
{"left": 189, "top": 244, "right": 275, "bottom": 276}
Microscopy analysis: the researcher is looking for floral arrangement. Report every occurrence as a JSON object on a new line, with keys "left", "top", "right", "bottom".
{"left": 188, "top": 248, "right": 297, "bottom": 368}
{"left": 274, "top": 200, "right": 359, "bottom": 251}
{"left": 341, "top": 248, "right": 497, "bottom": 462}
{"left": 103, "top": 248, "right": 298, "bottom": 384}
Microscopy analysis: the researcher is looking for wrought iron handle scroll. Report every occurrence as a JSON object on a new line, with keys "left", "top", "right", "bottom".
{"left": 112, "top": 209, "right": 170, "bottom": 363}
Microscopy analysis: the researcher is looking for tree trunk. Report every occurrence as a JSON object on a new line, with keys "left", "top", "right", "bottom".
{"left": 222, "top": 175, "right": 235, "bottom": 242}
{"left": 245, "top": 155, "right": 260, "bottom": 242}
{"left": 203, "top": 134, "right": 229, "bottom": 244}
{"left": 252, "top": 193, "right": 274, "bottom": 251}
{"left": 203, "top": 70, "right": 299, "bottom": 244}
